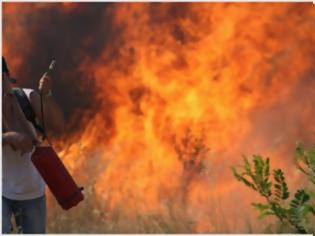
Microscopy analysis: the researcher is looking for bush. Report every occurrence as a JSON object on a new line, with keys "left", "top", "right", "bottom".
{"left": 231, "top": 143, "right": 315, "bottom": 233}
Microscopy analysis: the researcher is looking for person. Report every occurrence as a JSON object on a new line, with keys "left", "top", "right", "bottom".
{"left": 2, "top": 57, "right": 65, "bottom": 234}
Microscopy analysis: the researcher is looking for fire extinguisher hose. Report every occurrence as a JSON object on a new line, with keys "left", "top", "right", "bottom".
{"left": 40, "top": 60, "right": 55, "bottom": 143}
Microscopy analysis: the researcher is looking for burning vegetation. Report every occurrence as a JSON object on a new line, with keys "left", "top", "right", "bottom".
{"left": 3, "top": 2, "right": 315, "bottom": 233}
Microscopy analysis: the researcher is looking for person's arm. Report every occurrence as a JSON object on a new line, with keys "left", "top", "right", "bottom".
{"left": 30, "top": 75, "right": 65, "bottom": 134}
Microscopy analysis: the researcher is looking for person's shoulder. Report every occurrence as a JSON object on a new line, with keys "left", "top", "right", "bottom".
{"left": 22, "top": 88, "right": 36, "bottom": 100}
{"left": 22, "top": 88, "right": 35, "bottom": 94}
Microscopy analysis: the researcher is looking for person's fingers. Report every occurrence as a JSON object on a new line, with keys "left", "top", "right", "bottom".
{"left": 41, "top": 75, "right": 51, "bottom": 83}
{"left": 44, "top": 75, "right": 51, "bottom": 81}
{"left": 39, "top": 75, "right": 52, "bottom": 92}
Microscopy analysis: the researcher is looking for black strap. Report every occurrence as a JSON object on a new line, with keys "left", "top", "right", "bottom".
{"left": 12, "top": 87, "right": 46, "bottom": 138}
{"left": 40, "top": 92, "right": 47, "bottom": 140}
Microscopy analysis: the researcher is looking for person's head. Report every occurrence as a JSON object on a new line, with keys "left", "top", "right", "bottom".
{"left": 2, "top": 57, "right": 15, "bottom": 94}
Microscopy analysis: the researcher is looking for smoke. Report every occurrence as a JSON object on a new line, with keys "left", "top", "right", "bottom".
{"left": 3, "top": 3, "right": 120, "bottom": 131}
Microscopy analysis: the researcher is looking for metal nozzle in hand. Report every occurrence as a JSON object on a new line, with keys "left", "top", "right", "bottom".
{"left": 39, "top": 59, "right": 55, "bottom": 94}
{"left": 39, "top": 59, "right": 55, "bottom": 142}
{"left": 44, "top": 60, "right": 56, "bottom": 77}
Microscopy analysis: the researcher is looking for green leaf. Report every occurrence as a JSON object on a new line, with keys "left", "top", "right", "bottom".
{"left": 307, "top": 191, "right": 315, "bottom": 198}
{"left": 295, "top": 143, "right": 315, "bottom": 185}
{"left": 252, "top": 203, "right": 276, "bottom": 220}
{"left": 231, "top": 167, "right": 257, "bottom": 191}
{"left": 270, "top": 201, "right": 287, "bottom": 220}
{"left": 273, "top": 169, "right": 289, "bottom": 200}
{"left": 253, "top": 155, "right": 264, "bottom": 182}
{"left": 303, "top": 204, "right": 315, "bottom": 215}
{"left": 252, "top": 203, "right": 270, "bottom": 211}
{"left": 264, "top": 158, "right": 270, "bottom": 181}
{"left": 290, "top": 189, "right": 310, "bottom": 209}
{"left": 243, "top": 156, "right": 252, "bottom": 175}
{"left": 258, "top": 210, "right": 275, "bottom": 220}
{"left": 295, "top": 142, "right": 304, "bottom": 158}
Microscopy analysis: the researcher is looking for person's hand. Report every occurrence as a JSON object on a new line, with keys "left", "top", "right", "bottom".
{"left": 5, "top": 132, "right": 35, "bottom": 154}
{"left": 38, "top": 75, "right": 52, "bottom": 95}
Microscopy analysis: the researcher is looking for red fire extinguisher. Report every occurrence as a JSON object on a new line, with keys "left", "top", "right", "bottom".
{"left": 31, "top": 60, "right": 84, "bottom": 210}
{"left": 31, "top": 146, "right": 84, "bottom": 210}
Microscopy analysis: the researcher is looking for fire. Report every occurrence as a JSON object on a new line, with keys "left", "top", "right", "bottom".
{"left": 3, "top": 2, "right": 315, "bottom": 233}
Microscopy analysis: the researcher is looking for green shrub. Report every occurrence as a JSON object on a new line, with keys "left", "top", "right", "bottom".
{"left": 231, "top": 143, "right": 315, "bottom": 233}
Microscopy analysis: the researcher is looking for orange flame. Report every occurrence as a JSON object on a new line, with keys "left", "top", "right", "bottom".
{"left": 3, "top": 3, "right": 315, "bottom": 233}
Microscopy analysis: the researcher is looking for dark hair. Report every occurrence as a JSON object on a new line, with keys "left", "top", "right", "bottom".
{"left": 3, "top": 57, "right": 10, "bottom": 75}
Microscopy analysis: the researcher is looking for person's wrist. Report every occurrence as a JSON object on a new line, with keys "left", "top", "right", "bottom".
{"left": 42, "top": 89, "right": 52, "bottom": 98}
